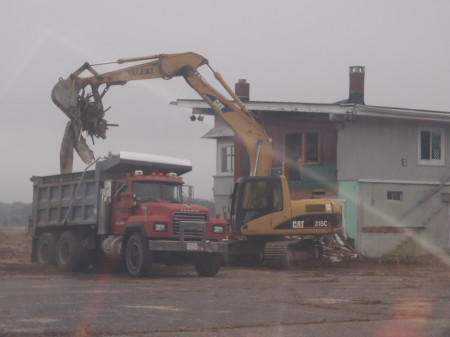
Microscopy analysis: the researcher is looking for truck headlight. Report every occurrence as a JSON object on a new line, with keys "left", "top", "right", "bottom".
{"left": 213, "top": 225, "right": 224, "bottom": 234}
{"left": 154, "top": 223, "right": 167, "bottom": 232}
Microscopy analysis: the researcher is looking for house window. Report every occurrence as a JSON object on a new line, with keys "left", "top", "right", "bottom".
{"left": 387, "top": 191, "right": 403, "bottom": 201}
{"left": 419, "top": 128, "right": 444, "bottom": 166}
{"left": 219, "top": 145, "right": 234, "bottom": 173}
{"left": 305, "top": 133, "right": 319, "bottom": 162}
{"left": 285, "top": 132, "right": 319, "bottom": 180}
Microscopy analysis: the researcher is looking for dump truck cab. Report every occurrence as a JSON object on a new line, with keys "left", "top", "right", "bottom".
{"left": 30, "top": 152, "right": 227, "bottom": 277}
{"left": 105, "top": 172, "right": 226, "bottom": 242}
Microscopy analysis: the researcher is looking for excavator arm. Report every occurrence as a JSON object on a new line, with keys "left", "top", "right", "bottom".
{"left": 181, "top": 66, "right": 272, "bottom": 177}
{"left": 52, "top": 52, "right": 272, "bottom": 176}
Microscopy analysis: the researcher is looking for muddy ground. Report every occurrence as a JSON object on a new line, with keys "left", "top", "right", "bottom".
{"left": 0, "top": 228, "right": 35, "bottom": 276}
{"left": 1, "top": 228, "right": 450, "bottom": 337}
{"left": 0, "top": 227, "right": 448, "bottom": 277}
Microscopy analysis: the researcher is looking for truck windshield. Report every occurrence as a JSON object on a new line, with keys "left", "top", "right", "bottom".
{"left": 133, "top": 182, "right": 183, "bottom": 203}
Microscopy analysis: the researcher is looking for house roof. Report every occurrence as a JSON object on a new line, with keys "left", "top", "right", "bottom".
{"left": 172, "top": 99, "right": 450, "bottom": 123}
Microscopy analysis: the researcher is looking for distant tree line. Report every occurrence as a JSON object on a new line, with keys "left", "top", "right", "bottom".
{"left": 0, "top": 202, "right": 32, "bottom": 227}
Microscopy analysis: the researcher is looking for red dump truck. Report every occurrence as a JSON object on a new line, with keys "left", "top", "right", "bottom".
{"left": 30, "top": 152, "right": 228, "bottom": 277}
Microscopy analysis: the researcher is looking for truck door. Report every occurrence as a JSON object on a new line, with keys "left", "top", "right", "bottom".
{"left": 111, "top": 182, "right": 133, "bottom": 234}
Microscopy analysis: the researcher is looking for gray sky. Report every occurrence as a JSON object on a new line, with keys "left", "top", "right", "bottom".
{"left": 1, "top": 0, "right": 450, "bottom": 203}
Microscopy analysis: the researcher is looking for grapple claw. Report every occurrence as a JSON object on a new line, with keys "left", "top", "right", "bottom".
{"left": 53, "top": 77, "right": 98, "bottom": 173}
{"left": 51, "top": 77, "right": 82, "bottom": 120}
{"left": 60, "top": 120, "right": 95, "bottom": 174}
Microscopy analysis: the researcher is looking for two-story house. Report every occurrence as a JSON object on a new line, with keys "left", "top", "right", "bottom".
{"left": 174, "top": 67, "right": 450, "bottom": 257}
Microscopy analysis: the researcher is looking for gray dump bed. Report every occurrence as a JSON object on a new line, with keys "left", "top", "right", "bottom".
{"left": 30, "top": 152, "right": 192, "bottom": 229}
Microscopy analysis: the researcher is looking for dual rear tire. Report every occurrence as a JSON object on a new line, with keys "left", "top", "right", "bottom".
{"left": 36, "top": 232, "right": 57, "bottom": 265}
{"left": 56, "top": 231, "right": 83, "bottom": 272}
{"left": 36, "top": 231, "right": 84, "bottom": 272}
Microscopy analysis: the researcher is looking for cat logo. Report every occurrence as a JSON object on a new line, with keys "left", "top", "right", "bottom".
{"left": 213, "top": 99, "right": 225, "bottom": 112}
{"left": 292, "top": 220, "right": 305, "bottom": 229}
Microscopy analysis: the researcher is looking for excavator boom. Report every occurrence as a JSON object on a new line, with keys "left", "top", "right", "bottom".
{"left": 52, "top": 53, "right": 207, "bottom": 115}
{"left": 52, "top": 52, "right": 272, "bottom": 176}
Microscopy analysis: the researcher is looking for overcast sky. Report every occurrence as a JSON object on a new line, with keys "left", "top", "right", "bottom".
{"left": 1, "top": 0, "right": 450, "bottom": 203}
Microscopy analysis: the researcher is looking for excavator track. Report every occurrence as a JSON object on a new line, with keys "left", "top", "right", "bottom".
{"left": 264, "top": 240, "right": 299, "bottom": 269}
{"left": 264, "top": 240, "right": 322, "bottom": 269}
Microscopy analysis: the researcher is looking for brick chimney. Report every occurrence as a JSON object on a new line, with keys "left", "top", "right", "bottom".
{"left": 235, "top": 79, "right": 250, "bottom": 102}
{"left": 348, "top": 66, "right": 365, "bottom": 104}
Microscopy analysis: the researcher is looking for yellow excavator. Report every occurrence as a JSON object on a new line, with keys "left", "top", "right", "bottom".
{"left": 51, "top": 52, "right": 344, "bottom": 268}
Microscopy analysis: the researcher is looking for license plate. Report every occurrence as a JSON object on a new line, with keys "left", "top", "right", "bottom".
{"left": 186, "top": 242, "right": 199, "bottom": 250}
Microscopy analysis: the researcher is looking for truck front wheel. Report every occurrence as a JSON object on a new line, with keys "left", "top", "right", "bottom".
{"left": 36, "top": 232, "right": 57, "bottom": 265}
{"left": 194, "top": 253, "right": 221, "bottom": 277}
{"left": 125, "top": 233, "right": 152, "bottom": 277}
{"left": 56, "top": 231, "right": 82, "bottom": 272}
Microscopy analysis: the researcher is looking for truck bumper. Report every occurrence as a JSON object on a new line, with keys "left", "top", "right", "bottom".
{"left": 148, "top": 240, "right": 228, "bottom": 254}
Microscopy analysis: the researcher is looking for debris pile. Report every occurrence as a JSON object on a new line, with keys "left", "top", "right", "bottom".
{"left": 322, "top": 233, "right": 357, "bottom": 263}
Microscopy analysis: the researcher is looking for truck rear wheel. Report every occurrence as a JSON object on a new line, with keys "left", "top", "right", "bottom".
{"left": 56, "top": 231, "right": 82, "bottom": 272}
{"left": 194, "top": 253, "right": 221, "bottom": 277}
{"left": 125, "top": 233, "right": 152, "bottom": 277}
{"left": 36, "top": 232, "right": 57, "bottom": 265}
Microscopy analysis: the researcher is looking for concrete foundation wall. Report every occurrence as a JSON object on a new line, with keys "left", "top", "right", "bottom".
{"left": 357, "top": 182, "right": 450, "bottom": 256}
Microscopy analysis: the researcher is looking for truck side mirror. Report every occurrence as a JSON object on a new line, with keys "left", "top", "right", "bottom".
{"left": 182, "top": 185, "right": 194, "bottom": 204}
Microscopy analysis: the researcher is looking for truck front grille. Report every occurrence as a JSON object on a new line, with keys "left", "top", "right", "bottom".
{"left": 173, "top": 212, "right": 207, "bottom": 236}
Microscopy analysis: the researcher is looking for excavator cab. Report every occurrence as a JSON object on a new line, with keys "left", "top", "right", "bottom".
{"left": 230, "top": 175, "right": 343, "bottom": 237}
{"left": 230, "top": 176, "right": 285, "bottom": 235}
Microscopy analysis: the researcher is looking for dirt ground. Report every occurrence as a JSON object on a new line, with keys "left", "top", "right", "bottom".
{"left": 0, "top": 227, "right": 35, "bottom": 276}
{"left": 1, "top": 226, "right": 449, "bottom": 277}
{"left": 1, "top": 227, "right": 450, "bottom": 337}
